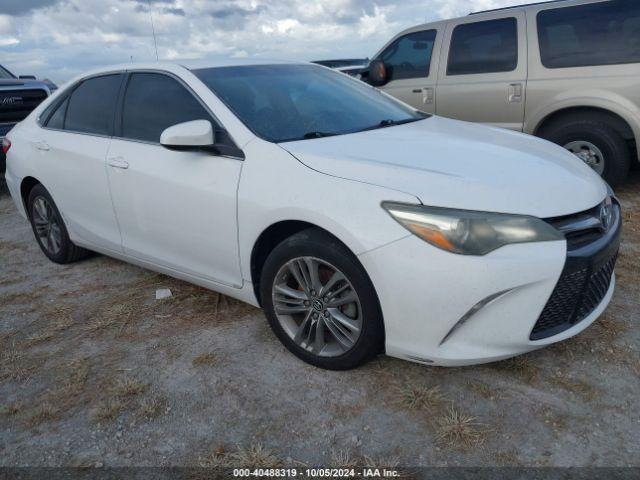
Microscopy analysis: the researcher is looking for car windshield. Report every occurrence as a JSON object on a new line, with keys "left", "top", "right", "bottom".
{"left": 0, "top": 65, "right": 16, "bottom": 79}
{"left": 193, "top": 64, "right": 427, "bottom": 143}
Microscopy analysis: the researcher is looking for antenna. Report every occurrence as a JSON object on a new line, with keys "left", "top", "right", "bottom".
{"left": 147, "top": 0, "right": 159, "bottom": 61}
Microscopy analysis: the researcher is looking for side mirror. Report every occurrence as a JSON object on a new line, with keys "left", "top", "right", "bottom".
{"left": 19, "top": 75, "right": 37, "bottom": 80}
{"left": 368, "top": 59, "right": 388, "bottom": 86}
{"left": 160, "top": 120, "right": 215, "bottom": 150}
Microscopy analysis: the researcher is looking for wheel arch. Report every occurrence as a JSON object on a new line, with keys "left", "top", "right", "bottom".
{"left": 251, "top": 220, "right": 337, "bottom": 306}
{"left": 532, "top": 106, "right": 638, "bottom": 160}
{"left": 249, "top": 220, "right": 379, "bottom": 309}
{"left": 20, "top": 176, "right": 42, "bottom": 217}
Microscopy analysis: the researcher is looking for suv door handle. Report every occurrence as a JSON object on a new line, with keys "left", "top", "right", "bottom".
{"left": 35, "top": 141, "right": 50, "bottom": 151}
{"left": 422, "top": 87, "right": 434, "bottom": 105}
{"left": 108, "top": 157, "right": 129, "bottom": 169}
{"left": 509, "top": 83, "right": 523, "bottom": 103}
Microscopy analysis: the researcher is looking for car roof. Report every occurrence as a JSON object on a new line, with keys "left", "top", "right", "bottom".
{"left": 77, "top": 58, "right": 304, "bottom": 77}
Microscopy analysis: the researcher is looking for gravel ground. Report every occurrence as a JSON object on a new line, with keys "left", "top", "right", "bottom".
{"left": 0, "top": 175, "right": 639, "bottom": 468}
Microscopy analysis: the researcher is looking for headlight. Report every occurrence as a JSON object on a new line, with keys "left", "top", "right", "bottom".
{"left": 382, "top": 202, "right": 564, "bottom": 255}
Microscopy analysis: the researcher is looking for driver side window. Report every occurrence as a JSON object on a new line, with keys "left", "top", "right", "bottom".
{"left": 378, "top": 30, "right": 437, "bottom": 81}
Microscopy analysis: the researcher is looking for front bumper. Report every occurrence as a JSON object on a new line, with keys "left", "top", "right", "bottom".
{"left": 358, "top": 213, "right": 620, "bottom": 366}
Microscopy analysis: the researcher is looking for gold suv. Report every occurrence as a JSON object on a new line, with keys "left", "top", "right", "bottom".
{"left": 364, "top": 0, "right": 640, "bottom": 185}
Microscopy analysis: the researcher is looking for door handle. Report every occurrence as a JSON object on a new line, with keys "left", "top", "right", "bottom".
{"left": 35, "top": 141, "right": 50, "bottom": 151}
{"left": 508, "top": 83, "right": 523, "bottom": 103}
{"left": 108, "top": 157, "right": 129, "bottom": 169}
{"left": 421, "top": 87, "right": 434, "bottom": 105}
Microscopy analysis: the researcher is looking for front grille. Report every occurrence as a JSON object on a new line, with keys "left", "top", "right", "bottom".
{"left": 531, "top": 199, "right": 621, "bottom": 341}
{"left": 0, "top": 88, "right": 48, "bottom": 124}
{"left": 530, "top": 251, "right": 617, "bottom": 340}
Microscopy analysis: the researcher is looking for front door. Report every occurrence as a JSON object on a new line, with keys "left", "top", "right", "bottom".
{"left": 436, "top": 13, "right": 528, "bottom": 131}
{"left": 106, "top": 72, "right": 243, "bottom": 287}
{"left": 378, "top": 29, "right": 442, "bottom": 114}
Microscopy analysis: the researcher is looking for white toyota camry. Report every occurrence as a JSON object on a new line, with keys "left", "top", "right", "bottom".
{"left": 3, "top": 61, "right": 621, "bottom": 370}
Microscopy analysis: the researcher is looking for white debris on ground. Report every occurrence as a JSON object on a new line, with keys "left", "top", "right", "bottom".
{"left": 155, "top": 288, "right": 173, "bottom": 300}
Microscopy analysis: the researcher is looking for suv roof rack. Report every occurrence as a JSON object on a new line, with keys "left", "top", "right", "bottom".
{"left": 469, "top": 0, "right": 570, "bottom": 15}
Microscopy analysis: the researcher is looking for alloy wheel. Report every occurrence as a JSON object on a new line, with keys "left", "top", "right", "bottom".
{"left": 32, "top": 196, "right": 62, "bottom": 255}
{"left": 272, "top": 256, "right": 363, "bottom": 357}
{"left": 564, "top": 140, "right": 605, "bottom": 175}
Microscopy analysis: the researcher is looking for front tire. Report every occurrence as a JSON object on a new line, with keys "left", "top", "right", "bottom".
{"left": 27, "top": 184, "right": 90, "bottom": 264}
{"left": 540, "top": 120, "right": 630, "bottom": 186}
{"left": 260, "top": 229, "right": 384, "bottom": 370}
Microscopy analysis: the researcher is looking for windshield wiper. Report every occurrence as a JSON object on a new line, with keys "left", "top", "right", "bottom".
{"left": 378, "top": 117, "right": 424, "bottom": 128}
{"left": 302, "top": 131, "right": 337, "bottom": 139}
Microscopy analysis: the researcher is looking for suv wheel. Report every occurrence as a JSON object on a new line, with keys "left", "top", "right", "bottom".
{"left": 27, "top": 184, "right": 91, "bottom": 264}
{"left": 260, "top": 229, "right": 384, "bottom": 370}
{"left": 541, "top": 120, "right": 630, "bottom": 186}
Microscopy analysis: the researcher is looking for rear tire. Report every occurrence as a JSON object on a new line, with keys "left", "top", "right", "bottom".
{"left": 540, "top": 120, "right": 630, "bottom": 186}
{"left": 27, "top": 183, "right": 91, "bottom": 264}
{"left": 260, "top": 228, "right": 384, "bottom": 370}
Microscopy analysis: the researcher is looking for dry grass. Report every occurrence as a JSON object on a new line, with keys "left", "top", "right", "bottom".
{"left": 537, "top": 406, "right": 569, "bottom": 434}
{"left": 491, "top": 355, "right": 540, "bottom": 384}
{"left": 111, "top": 377, "right": 148, "bottom": 397}
{"left": 91, "top": 399, "right": 126, "bottom": 423}
{"left": 466, "top": 381, "right": 502, "bottom": 400}
{"left": 435, "top": 406, "right": 485, "bottom": 449}
{"left": 137, "top": 396, "right": 166, "bottom": 421}
{"left": 24, "top": 403, "right": 59, "bottom": 428}
{"left": 397, "top": 384, "right": 446, "bottom": 411}
{"left": 494, "top": 450, "right": 520, "bottom": 466}
{"left": 0, "top": 347, "right": 39, "bottom": 382}
{"left": 200, "top": 444, "right": 283, "bottom": 468}
{"left": 329, "top": 449, "right": 359, "bottom": 468}
{"left": 192, "top": 353, "right": 217, "bottom": 367}
{"left": 548, "top": 372, "right": 599, "bottom": 402}
{"left": 0, "top": 401, "right": 24, "bottom": 419}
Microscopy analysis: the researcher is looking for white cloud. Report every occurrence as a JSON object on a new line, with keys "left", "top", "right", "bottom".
{"left": 0, "top": 0, "right": 552, "bottom": 83}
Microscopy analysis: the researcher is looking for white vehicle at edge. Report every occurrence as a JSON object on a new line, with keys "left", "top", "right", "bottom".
{"left": 3, "top": 60, "right": 621, "bottom": 370}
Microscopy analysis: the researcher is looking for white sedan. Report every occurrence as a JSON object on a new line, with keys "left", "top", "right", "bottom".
{"left": 3, "top": 60, "right": 621, "bottom": 370}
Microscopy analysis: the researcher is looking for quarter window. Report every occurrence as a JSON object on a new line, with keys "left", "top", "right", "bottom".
{"left": 45, "top": 98, "right": 68, "bottom": 130}
{"left": 377, "top": 30, "right": 437, "bottom": 81}
{"left": 64, "top": 74, "right": 123, "bottom": 136}
{"left": 447, "top": 18, "right": 518, "bottom": 75}
{"left": 121, "top": 73, "right": 214, "bottom": 143}
{"left": 538, "top": 0, "right": 640, "bottom": 69}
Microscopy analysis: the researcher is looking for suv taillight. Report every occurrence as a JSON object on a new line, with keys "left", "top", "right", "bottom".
{"left": 2, "top": 138, "right": 11, "bottom": 154}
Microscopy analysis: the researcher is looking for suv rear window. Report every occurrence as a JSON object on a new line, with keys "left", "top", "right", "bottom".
{"left": 538, "top": 0, "right": 640, "bottom": 69}
{"left": 447, "top": 18, "right": 518, "bottom": 76}
{"left": 64, "top": 74, "right": 123, "bottom": 136}
{"left": 377, "top": 30, "right": 437, "bottom": 80}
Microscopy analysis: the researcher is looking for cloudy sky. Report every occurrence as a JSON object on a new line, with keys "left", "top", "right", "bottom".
{"left": 1, "top": 0, "right": 542, "bottom": 84}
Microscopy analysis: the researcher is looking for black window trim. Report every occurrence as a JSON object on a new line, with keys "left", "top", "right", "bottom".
{"left": 39, "top": 71, "right": 125, "bottom": 139}
{"left": 38, "top": 69, "right": 244, "bottom": 160}
{"left": 376, "top": 29, "right": 439, "bottom": 80}
{"left": 115, "top": 69, "right": 245, "bottom": 160}
{"left": 446, "top": 16, "right": 520, "bottom": 77}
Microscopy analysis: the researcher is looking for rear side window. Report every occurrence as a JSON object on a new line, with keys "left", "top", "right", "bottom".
{"left": 378, "top": 30, "right": 437, "bottom": 80}
{"left": 121, "top": 73, "right": 213, "bottom": 143}
{"left": 45, "top": 98, "right": 68, "bottom": 130}
{"left": 64, "top": 74, "right": 123, "bottom": 136}
{"left": 447, "top": 18, "right": 518, "bottom": 75}
{"left": 538, "top": 0, "right": 640, "bottom": 68}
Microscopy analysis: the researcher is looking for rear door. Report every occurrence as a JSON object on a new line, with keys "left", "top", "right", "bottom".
{"left": 377, "top": 28, "right": 442, "bottom": 114}
{"left": 105, "top": 71, "right": 244, "bottom": 287}
{"left": 436, "top": 12, "right": 528, "bottom": 131}
{"left": 35, "top": 74, "right": 124, "bottom": 251}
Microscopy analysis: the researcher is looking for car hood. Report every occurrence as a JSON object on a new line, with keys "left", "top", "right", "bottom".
{"left": 280, "top": 116, "right": 607, "bottom": 218}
